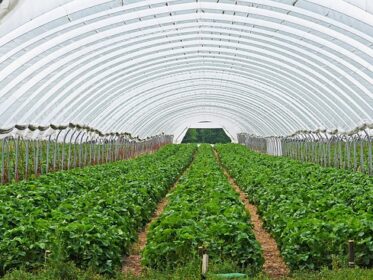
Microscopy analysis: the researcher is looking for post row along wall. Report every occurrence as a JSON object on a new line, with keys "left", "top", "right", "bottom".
{"left": 0, "top": 123, "right": 173, "bottom": 184}
{"left": 238, "top": 123, "right": 373, "bottom": 175}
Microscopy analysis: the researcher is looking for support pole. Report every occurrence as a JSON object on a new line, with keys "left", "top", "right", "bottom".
{"left": 348, "top": 240, "right": 355, "bottom": 268}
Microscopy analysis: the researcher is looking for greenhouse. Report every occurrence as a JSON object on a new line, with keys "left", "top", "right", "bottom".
{"left": 0, "top": 0, "right": 372, "bottom": 279}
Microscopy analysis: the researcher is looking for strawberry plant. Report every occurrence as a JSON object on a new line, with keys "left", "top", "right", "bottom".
{"left": 0, "top": 144, "right": 196, "bottom": 275}
{"left": 142, "top": 144, "right": 263, "bottom": 272}
{"left": 216, "top": 144, "right": 373, "bottom": 271}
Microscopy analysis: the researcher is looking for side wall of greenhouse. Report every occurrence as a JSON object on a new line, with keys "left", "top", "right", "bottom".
{"left": 238, "top": 123, "right": 373, "bottom": 176}
{"left": 0, "top": 123, "right": 173, "bottom": 185}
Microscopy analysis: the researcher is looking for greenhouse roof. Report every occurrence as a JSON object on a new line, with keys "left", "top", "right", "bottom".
{"left": 0, "top": 0, "right": 372, "bottom": 140}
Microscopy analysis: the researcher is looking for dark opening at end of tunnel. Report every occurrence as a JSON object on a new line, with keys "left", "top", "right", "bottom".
{"left": 181, "top": 128, "right": 231, "bottom": 144}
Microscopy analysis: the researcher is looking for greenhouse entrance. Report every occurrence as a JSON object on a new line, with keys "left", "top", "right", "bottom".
{"left": 181, "top": 128, "right": 232, "bottom": 144}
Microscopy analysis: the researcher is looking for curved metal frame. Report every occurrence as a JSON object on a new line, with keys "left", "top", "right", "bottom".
{"left": 0, "top": 0, "right": 371, "bottom": 138}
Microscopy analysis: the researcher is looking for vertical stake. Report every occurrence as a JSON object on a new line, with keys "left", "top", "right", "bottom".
{"left": 202, "top": 254, "right": 208, "bottom": 279}
{"left": 199, "top": 246, "right": 208, "bottom": 280}
{"left": 348, "top": 240, "right": 355, "bottom": 268}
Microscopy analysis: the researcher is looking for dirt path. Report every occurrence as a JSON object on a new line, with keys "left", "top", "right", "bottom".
{"left": 122, "top": 156, "right": 195, "bottom": 276}
{"left": 214, "top": 150, "right": 289, "bottom": 278}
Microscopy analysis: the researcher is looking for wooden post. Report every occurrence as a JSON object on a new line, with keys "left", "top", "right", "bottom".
{"left": 201, "top": 253, "right": 208, "bottom": 279}
{"left": 199, "top": 246, "right": 208, "bottom": 280}
{"left": 348, "top": 240, "right": 355, "bottom": 268}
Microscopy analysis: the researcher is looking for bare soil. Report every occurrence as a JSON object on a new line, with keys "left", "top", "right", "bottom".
{"left": 122, "top": 157, "right": 194, "bottom": 276}
{"left": 123, "top": 149, "right": 289, "bottom": 278}
{"left": 214, "top": 150, "right": 289, "bottom": 278}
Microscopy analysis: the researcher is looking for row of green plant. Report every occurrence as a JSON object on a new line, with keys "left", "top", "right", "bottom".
{"left": 0, "top": 144, "right": 196, "bottom": 275}
{"left": 0, "top": 144, "right": 180, "bottom": 238}
{"left": 216, "top": 144, "right": 373, "bottom": 271}
{"left": 142, "top": 144, "right": 264, "bottom": 273}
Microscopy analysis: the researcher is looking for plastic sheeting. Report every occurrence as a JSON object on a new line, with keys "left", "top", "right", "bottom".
{"left": 0, "top": 0, "right": 372, "bottom": 140}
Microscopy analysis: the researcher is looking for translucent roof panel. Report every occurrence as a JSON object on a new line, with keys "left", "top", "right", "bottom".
{"left": 0, "top": 0, "right": 372, "bottom": 140}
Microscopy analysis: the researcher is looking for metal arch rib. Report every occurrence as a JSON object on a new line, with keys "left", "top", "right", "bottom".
{"left": 69, "top": 58, "right": 335, "bottom": 127}
{"left": 0, "top": 4, "right": 370, "bottom": 91}
{"left": 10, "top": 40, "right": 364, "bottom": 126}
{"left": 0, "top": 0, "right": 371, "bottom": 47}
{"left": 99, "top": 86, "right": 306, "bottom": 134}
{"left": 142, "top": 111, "right": 246, "bottom": 142}
{"left": 94, "top": 79, "right": 312, "bottom": 135}
{"left": 89, "top": 75, "right": 322, "bottom": 130}
{"left": 10, "top": 26, "right": 371, "bottom": 122}
{"left": 129, "top": 102, "right": 287, "bottom": 137}
{"left": 0, "top": 6, "right": 370, "bottom": 88}
{"left": 0, "top": 0, "right": 370, "bottom": 136}
{"left": 92, "top": 76, "right": 320, "bottom": 132}
{"left": 48, "top": 47, "right": 358, "bottom": 127}
{"left": 0, "top": 14, "right": 370, "bottom": 125}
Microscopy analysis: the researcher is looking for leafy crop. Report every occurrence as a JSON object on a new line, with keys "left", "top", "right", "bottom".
{"left": 0, "top": 144, "right": 196, "bottom": 275}
{"left": 142, "top": 144, "right": 263, "bottom": 272}
{"left": 216, "top": 144, "right": 373, "bottom": 271}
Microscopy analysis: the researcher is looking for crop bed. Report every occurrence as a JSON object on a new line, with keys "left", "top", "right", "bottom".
{"left": 0, "top": 144, "right": 196, "bottom": 275}
{"left": 142, "top": 144, "right": 264, "bottom": 272}
{"left": 216, "top": 144, "right": 373, "bottom": 270}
